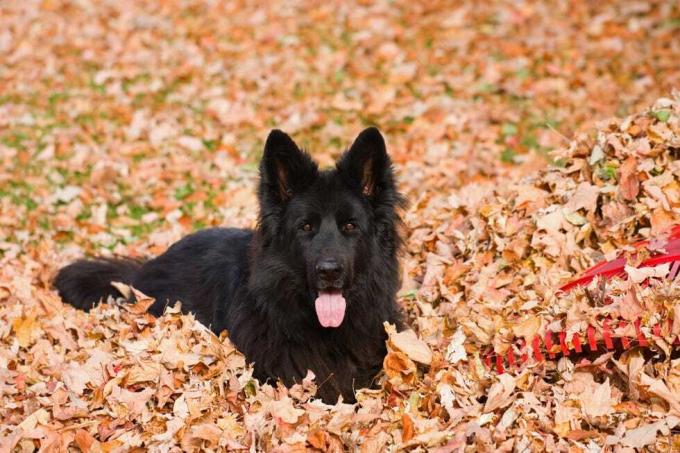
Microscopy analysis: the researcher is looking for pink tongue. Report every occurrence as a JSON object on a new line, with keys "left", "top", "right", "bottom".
{"left": 314, "top": 291, "right": 346, "bottom": 328}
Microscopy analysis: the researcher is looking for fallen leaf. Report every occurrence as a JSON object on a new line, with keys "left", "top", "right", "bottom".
{"left": 484, "top": 374, "right": 516, "bottom": 412}
{"left": 389, "top": 329, "right": 432, "bottom": 365}
{"left": 618, "top": 156, "right": 639, "bottom": 201}
{"left": 17, "top": 408, "right": 50, "bottom": 431}
{"left": 580, "top": 378, "right": 614, "bottom": 420}
{"left": 307, "top": 428, "right": 328, "bottom": 449}
{"left": 401, "top": 413, "right": 414, "bottom": 442}
{"left": 11, "top": 315, "right": 38, "bottom": 348}
{"left": 512, "top": 316, "right": 541, "bottom": 340}
{"left": 620, "top": 420, "right": 667, "bottom": 449}
{"left": 624, "top": 263, "right": 670, "bottom": 284}
{"left": 267, "top": 396, "right": 304, "bottom": 424}
{"left": 74, "top": 429, "right": 97, "bottom": 453}
{"left": 445, "top": 328, "right": 467, "bottom": 364}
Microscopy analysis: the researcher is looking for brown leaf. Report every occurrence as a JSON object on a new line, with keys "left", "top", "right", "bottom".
{"left": 650, "top": 207, "right": 675, "bottom": 235}
{"left": 511, "top": 316, "right": 541, "bottom": 341}
{"left": 484, "top": 374, "right": 516, "bottom": 412}
{"left": 389, "top": 329, "right": 432, "bottom": 365}
{"left": 639, "top": 373, "right": 680, "bottom": 415}
{"left": 267, "top": 396, "right": 304, "bottom": 424}
{"left": 621, "top": 421, "right": 668, "bottom": 449}
{"left": 181, "top": 423, "right": 222, "bottom": 450}
{"left": 17, "top": 408, "right": 50, "bottom": 431}
{"left": 566, "top": 182, "right": 600, "bottom": 212}
{"left": 126, "top": 360, "right": 162, "bottom": 384}
{"left": 327, "top": 435, "right": 345, "bottom": 453}
{"left": 672, "top": 304, "right": 680, "bottom": 338}
{"left": 618, "top": 156, "right": 639, "bottom": 201}
{"left": 618, "top": 289, "right": 644, "bottom": 321}
{"left": 579, "top": 378, "right": 615, "bottom": 420}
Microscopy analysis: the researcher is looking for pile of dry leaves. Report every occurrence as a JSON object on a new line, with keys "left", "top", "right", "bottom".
{"left": 2, "top": 0, "right": 680, "bottom": 451}
{"left": 402, "top": 96, "right": 680, "bottom": 451}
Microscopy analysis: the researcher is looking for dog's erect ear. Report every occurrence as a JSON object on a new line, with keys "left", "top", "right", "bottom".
{"left": 259, "top": 130, "right": 318, "bottom": 203}
{"left": 337, "top": 127, "right": 394, "bottom": 198}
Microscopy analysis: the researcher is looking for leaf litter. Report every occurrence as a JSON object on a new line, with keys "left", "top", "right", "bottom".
{"left": 1, "top": 0, "right": 680, "bottom": 451}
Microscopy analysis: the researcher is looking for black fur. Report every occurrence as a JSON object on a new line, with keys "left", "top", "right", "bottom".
{"left": 53, "top": 258, "right": 143, "bottom": 310}
{"left": 54, "top": 127, "right": 405, "bottom": 403}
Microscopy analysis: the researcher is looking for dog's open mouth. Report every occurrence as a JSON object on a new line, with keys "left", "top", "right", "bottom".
{"left": 314, "top": 290, "right": 346, "bottom": 328}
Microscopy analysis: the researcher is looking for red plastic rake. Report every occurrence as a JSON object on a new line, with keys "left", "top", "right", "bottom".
{"left": 484, "top": 225, "right": 680, "bottom": 374}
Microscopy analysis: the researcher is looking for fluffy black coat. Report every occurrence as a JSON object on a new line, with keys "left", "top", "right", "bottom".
{"left": 54, "top": 127, "right": 405, "bottom": 403}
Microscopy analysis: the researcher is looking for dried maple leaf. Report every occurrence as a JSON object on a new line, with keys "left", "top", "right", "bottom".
{"left": 624, "top": 263, "right": 669, "bottom": 284}
{"left": 444, "top": 328, "right": 467, "bottom": 364}
{"left": 387, "top": 326, "right": 432, "bottom": 366}
{"left": 383, "top": 351, "right": 417, "bottom": 387}
{"left": 484, "top": 374, "right": 516, "bottom": 412}
{"left": 11, "top": 314, "right": 38, "bottom": 348}
{"left": 267, "top": 396, "right": 305, "bottom": 424}
{"left": 180, "top": 423, "right": 223, "bottom": 450}
{"left": 579, "top": 378, "right": 615, "bottom": 420}
{"left": 306, "top": 427, "right": 327, "bottom": 449}
{"left": 110, "top": 282, "right": 156, "bottom": 314}
{"left": 73, "top": 429, "right": 98, "bottom": 453}
{"left": 639, "top": 373, "right": 680, "bottom": 415}
{"left": 620, "top": 420, "right": 672, "bottom": 449}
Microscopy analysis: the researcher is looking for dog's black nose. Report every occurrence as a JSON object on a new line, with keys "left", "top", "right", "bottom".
{"left": 316, "top": 259, "right": 343, "bottom": 281}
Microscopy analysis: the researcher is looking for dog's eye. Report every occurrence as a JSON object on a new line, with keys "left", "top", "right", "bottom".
{"left": 301, "top": 223, "right": 313, "bottom": 232}
{"left": 342, "top": 222, "right": 356, "bottom": 232}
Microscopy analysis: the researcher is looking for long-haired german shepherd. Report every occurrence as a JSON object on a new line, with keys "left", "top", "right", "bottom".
{"left": 55, "top": 127, "right": 405, "bottom": 403}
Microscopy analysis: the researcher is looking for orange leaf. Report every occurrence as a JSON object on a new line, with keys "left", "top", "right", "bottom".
{"left": 401, "top": 414, "right": 414, "bottom": 442}
{"left": 650, "top": 207, "right": 675, "bottom": 235}
{"left": 512, "top": 316, "right": 541, "bottom": 341}
{"left": 307, "top": 428, "right": 327, "bottom": 450}
{"left": 11, "top": 315, "right": 37, "bottom": 348}
{"left": 74, "top": 429, "right": 96, "bottom": 453}
{"left": 383, "top": 351, "right": 416, "bottom": 382}
{"left": 111, "top": 282, "right": 156, "bottom": 314}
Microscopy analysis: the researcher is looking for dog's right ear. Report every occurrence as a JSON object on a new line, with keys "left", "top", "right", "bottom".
{"left": 259, "top": 130, "right": 318, "bottom": 204}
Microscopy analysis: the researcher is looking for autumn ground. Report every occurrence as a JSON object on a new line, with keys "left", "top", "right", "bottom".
{"left": 1, "top": 0, "right": 680, "bottom": 451}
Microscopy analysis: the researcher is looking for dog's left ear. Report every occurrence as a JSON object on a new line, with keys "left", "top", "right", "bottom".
{"left": 337, "top": 127, "right": 394, "bottom": 198}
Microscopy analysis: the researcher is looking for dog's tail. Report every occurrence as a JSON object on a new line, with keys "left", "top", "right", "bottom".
{"left": 53, "top": 258, "right": 144, "bottom": 311}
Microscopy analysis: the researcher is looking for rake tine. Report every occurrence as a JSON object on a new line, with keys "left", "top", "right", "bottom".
{"left": 559, "top": 331, "right": 569, "bottom": 356}
{"left": 532, "top": 336, "right": 544, "bottom": 362}
{"left": 587, "top": 325, "right": 598, "bottom": 352}
{"left": 634, "top": 318, "right": 648, "bottom": 347}
{"left": 603, "top": 319, "right": 614, "bottom": 350}
{"left": 572, "top": 333, "right": 582, "bottom": 353}
{"left": 545, "top": 331, "right": 556, "bottom": 359}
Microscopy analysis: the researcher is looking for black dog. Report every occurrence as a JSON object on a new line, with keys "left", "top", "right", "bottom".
{"left": 54, "top": 127, "right": 405, "bottom": 403}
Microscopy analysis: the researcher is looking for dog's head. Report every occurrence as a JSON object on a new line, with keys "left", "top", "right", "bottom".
{"left": 256, "top": 127, "right": 404, "bottom": 328}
